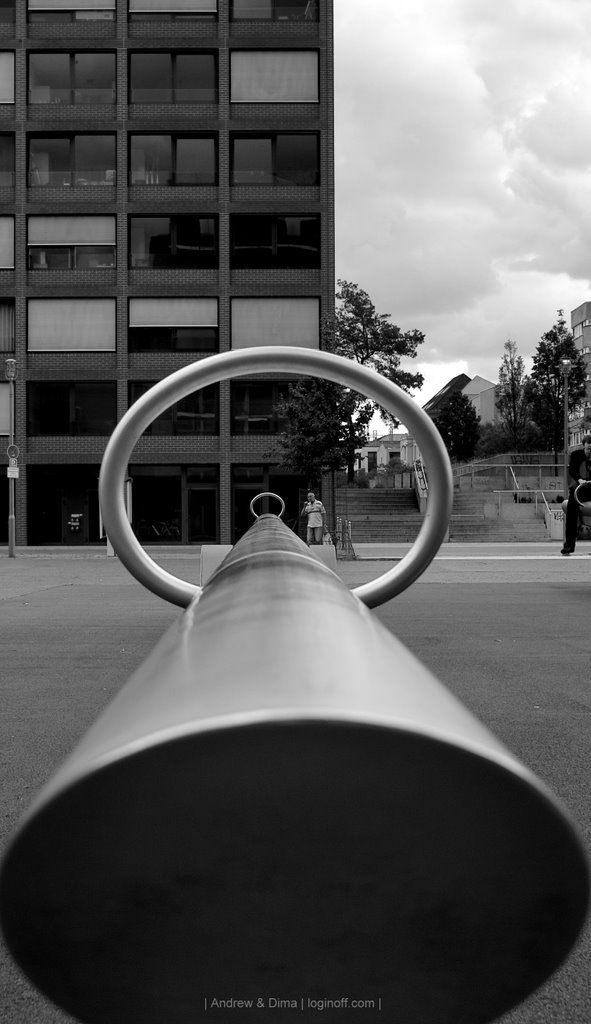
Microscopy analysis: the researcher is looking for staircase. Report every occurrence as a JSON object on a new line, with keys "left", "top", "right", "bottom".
{"left": 335, "top": 488, "right": 422, "bottom": 542}
{"left": 336, "top": 487, "right": 549, "bottom": 544}
{"left": 450, "top": 491, "right": 548, "bottom": 541}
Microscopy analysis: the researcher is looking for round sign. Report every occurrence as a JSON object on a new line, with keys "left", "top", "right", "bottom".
{"left": 6, "top": 444, "right": 19, "bottom": 459}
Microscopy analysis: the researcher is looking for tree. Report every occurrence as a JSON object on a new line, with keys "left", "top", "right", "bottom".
{"left": 435, "top": 392, "right": 480, "bottom": 462}
{"left": 528, "top": 311, "right": 587, "bottom": 462}
{"left": 495, "top": 339, "right": 533, "bottom": 450}
{"left": 272, "top": 281, "right": 425, "bottom": 484}
{"left": 272, "top": 378, "right": 372, "bottom": 488}
{"left": 330, "top": 280, "right": 424, "bottom": 424}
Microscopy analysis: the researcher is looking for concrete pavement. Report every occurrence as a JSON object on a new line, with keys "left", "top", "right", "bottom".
{"left": 1, "top": 541, "right": 590, "bottom": 1024}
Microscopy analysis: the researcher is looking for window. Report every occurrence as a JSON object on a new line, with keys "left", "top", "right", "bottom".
{"left": 0, "top": 300, "right": 14, "bottom": 351}
{"left": 0, "top": 136, "right": 14, "bottom": 186}
{"left": 231, "top": 297, "right": 319, "bottom": 348}
{"left": 231, "top": 381, "right": 289, "bottom": 434}
{"left": 28, "top": 53, "right": 116, "bottom": 105}
{"left": 230, "top": 51, "right": 318, "bottom": 103}
{"left": 0, "top": 217, "right": 13, "bottom": 268}
{"left": 129, "top": 52, "right": 217, "bottom": 103}
{"left": 128, "top": 0, "right": 216, "bottom": 19}
{"left": 231, "top": 134, "right": 318, "bottom": 186}
{"left": 129, "top": 381, "right": 219, "bottom": 435}
{"left": 0, "top": 1, "right": 15, "bottom": 23}
{"left": 28, "top": 216, "right": 116, "bottom": 270}
{"left": 130, "top": 135, "right": 216, "bottom": 186}
{"left": 28, "top": 0, "right": 115, "bottom": 21}
{"left": 28, "top": 298, "right": 116, "bottom": 351}
{"left": 230, "top": 215, "right": 320, "bottom": 268}
{"left": 129, "top": 298, "right": 218, "bottom": 352}
{"left": 231, "top": 0, "right": 317, "bottom": 21}
{"left": 27, "top": 382, "right": 117, "bottom": 435}
{"left": 130, "top": 216, "right": 217, "bottom": 268}
{"left": 28, "top": 135, "right": 116, "bottom": 187}
{"left": 0, "top": 53, "right": 14, "bottom": 105}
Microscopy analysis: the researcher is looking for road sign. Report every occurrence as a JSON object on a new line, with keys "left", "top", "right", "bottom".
{"left": 7, "top": 466, "right": 19, "bottom": 479}
{"left": 6, "top": 443, "right": 19, "bottom": 460}
{"left": 8, "top": 456, "right": 17, "bottom": 467}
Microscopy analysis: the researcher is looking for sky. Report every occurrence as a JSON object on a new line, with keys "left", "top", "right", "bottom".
{"left": 334, "top": 0, "right": 591, "bottom": 408}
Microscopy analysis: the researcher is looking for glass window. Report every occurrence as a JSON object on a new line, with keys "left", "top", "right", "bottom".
{"left": 129, "top": 52, "right": 217, "bottom": 103}
{"left": 231, "top": 382, "right": 289, "bottom": 434}
{"left": 0, "top": 1, "right": 15, "bottom": 23}
{"left": 231, "top": 51, "right": 318, "bottom": 103}
{"left": 0, "top": 300, "right": 14, "bottom": 351}
{"left": 230, "top": 215, "right": 320, "bottom": 268}
{"left": 27, "top": 382, "right": 117, "bottom": 435}
{"left": 28, "top": 215, "right": 116, "bottom": 269}
{"left": 128, "top": 0, "right": 217, "bottom": 19}
{"left": 29, "top": 53, "right": 115, "bottom": 105}
{"left": 130, "top": 134, "right": 216, "bottom": 185}
{"left": 0, "top": 53, "right": 14, "bottom": 105}
{"left": 129, "top": 216, "right": 217, "bottom": 268}
{"left": 28, "top": 135, "right": 116, "bottom": 187}
{"left": 28, "top": 0, "right": 115, "bottom": 20}
{"left": 231, "top": 297, "right": 319, "bottom": 348}
{"left": 231, "top": 133, "right": 318, "bottom": 185}
{"left": 28, "top": 298, "right": 116, "bottom": 350}
{"left": 0, "top": 217, "right": 13, "bottom": 267}
{"left": 129, "top": 296, "right": 218, "bottom": 352}
{"left": 231, "top": 0, "right": 317, "bottom": 20}
{"left": 0, "top": 135, "right": 14, "bottom": 186}
{"left": 129, "top": 381, "right": 219, "bottom": 435}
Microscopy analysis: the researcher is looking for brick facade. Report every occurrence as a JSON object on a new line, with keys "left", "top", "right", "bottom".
{"left": 0, "top": 0, "right": 334, "bottom": 546}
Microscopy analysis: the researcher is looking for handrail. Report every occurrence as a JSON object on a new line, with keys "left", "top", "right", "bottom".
{"left": 508, "top": 466, "right": 520, "bottom": 492}
{"left": 99, "top": 347, "right": 454, "bottom": 610}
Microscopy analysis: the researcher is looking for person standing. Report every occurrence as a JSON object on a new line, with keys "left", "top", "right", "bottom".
{"left": 301, "top": 491, "right": 326, "bottom": 545}
{"left": 562, "top": 434, "right": 591, "bottom": 555}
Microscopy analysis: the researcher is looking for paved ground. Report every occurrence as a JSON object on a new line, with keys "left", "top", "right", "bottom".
{"left": 1, "top": 541, "right": 590, "bottom": 1023}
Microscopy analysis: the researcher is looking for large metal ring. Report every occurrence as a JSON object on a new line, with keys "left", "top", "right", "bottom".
{"left": 99, "top": 347, "right": 453, "bottom": 609}
{"left": 249, "top": 492, "right": 285, "bottom": 520}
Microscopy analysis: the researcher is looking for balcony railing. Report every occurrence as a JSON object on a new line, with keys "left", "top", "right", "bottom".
{"left": 28, "top": 170, "right": 116, "bottom": 187}
{"left": 129, "top": 88, "right": 217, "bottom": 103}
{"left": 29, "top": 88, "right": 116, "bottom": 105}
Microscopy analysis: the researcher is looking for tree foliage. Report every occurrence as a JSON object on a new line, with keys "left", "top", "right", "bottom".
{"left": 272, "top": 378, "right": 372, "bottom": 489}
{"left": 435, "top": 392, "right": 480, "bottom": 463}
{"left": 528, "top": 311, "right": 587, "bottom": 459}
{"left": 272, "top": 280, "right": 425, "bottom": 483}
{"left": 495, "top": 339, "right": 533, "bottom": 450}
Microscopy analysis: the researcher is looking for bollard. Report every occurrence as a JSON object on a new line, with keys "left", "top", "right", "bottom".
{"left": 0, "top": 348, "right": 589, "bottom": 1024}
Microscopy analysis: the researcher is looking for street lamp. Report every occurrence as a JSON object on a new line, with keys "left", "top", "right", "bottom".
{"left": 5, "top": 357, "right": 17, "bottom": 558}
{"left": 561, "top": 358, "right": 571, "bottom": 544}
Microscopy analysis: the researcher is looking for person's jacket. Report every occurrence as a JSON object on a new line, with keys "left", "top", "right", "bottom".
{"left": 568, "top": 448, "right": 591, "bottom": 489}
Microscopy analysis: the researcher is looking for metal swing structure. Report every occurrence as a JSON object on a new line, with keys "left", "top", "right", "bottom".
{"left": 0, "top": 347, "right": 589, "bottom": 1024}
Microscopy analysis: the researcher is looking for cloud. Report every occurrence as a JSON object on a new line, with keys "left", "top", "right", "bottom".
{"left": 335, "top": 0, "right": 591, "bottom": 388}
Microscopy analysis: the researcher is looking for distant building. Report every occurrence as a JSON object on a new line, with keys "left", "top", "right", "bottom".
{"left": 401, "top": 372, "right": 498, "bottom": 464}
{"left": 356, "top": 433, "right": 401, "bottom": 474}
{"left": 569, "top": 303, "right": 591, "bottom": 448}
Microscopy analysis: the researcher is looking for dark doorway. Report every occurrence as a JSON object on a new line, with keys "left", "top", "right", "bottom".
{"left": 27, "top": 465, "right": 101, "bottom": 544}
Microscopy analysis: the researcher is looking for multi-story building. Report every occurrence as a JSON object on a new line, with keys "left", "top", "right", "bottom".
{"left": 569, "top": 302, "right": 591, "bottom": 448}
{"left": 0, "top": 0, "right": 334, "bottom": 546}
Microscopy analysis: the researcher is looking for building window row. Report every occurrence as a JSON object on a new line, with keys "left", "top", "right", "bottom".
{"left": 24, "top": 380, "right": 290, "bottom": 436}
{"left": 0, "top": 132, "right": 319, "bottom": 189}
{"left": 1, "top": 296, "right": 321, "bottom": 353}
{"left": 0, "top": 214, "right": 322, "bottom": 269}
{"left": 25, "top": 1, "right": 317, "bottom": 23}
{"left": 2, "top": 50, "right": 320, "bottom": 107}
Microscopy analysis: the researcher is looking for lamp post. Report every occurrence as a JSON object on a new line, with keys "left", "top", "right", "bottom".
{"left": 5, "top": 357, "right": 17, "bottom": 558}
{"left": 561, "top": 358, "right": 571, "bottom": 544}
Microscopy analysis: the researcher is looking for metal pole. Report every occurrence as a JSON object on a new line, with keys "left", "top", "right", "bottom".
{"left": 5, "top": 358, "right": 16, "bottom": 558}
{"left": 562, "top": 360, "right": 571, "bottom": 543}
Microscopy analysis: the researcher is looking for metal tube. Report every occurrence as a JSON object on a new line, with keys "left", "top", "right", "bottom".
{"left": 7, "top": 372, "right": 15, "bottom": 558}
{"left": 0, "top": 514, "right": 588, "bottom": 1024}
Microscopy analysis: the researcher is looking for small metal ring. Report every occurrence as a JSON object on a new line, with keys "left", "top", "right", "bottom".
{"left": 249, "top": 492, "right": 285, "bottom": 520}
{"left": 99, "top": 347, "right": 453, "bottom": 609}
